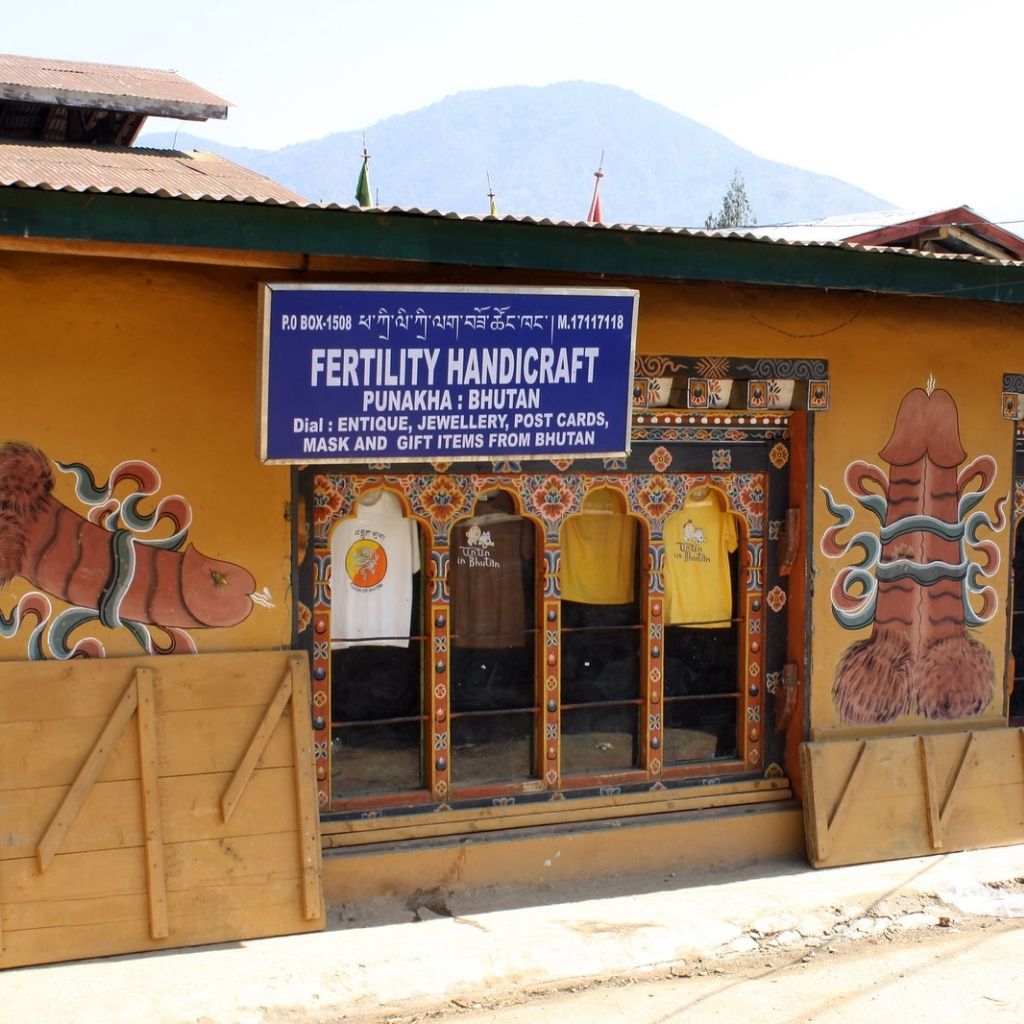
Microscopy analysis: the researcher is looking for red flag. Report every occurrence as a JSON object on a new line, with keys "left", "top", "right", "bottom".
{"left": 587, "top": 159, "right": 604, "bottom": 224}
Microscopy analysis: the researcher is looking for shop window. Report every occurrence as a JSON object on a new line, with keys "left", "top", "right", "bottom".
{"left": 307, "top": 412, "right": 794, "bottom": 814}
{"left": 449, "top": 490, "right": 540, "bottom": 787}
{"left": 328, "top": 489, "right": 427, "bottom": 799}
{"left": 559, "top": 488, "right": 644, "bottom": 775}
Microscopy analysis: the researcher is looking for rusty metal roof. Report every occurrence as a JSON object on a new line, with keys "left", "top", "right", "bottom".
{"left": 0, "top": 53, "right": 229, "bottom": 121}
{"left": 0, "top": 140, "right": 306, "bottom": 204}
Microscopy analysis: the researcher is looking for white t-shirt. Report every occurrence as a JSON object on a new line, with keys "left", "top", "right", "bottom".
{"left": 330, "top": 491, "right": 421, "bottom": 648}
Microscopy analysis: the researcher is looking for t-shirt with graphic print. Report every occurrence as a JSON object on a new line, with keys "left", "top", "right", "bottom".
{"left": 450, "top": 510, "right": 535, "bottom": 648}
{"left": 330, "top": 490, "right": 421, "bottom": 648}
{"left": 663, "top": 490, "right": 738, "bottom": 628}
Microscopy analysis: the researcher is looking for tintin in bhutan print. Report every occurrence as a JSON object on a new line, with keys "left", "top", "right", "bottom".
{"left": 0, "top": 442, "right": 272, "bottom": 659}
{"left": 820, "top": 382, "right": 1006, "bottom": 724}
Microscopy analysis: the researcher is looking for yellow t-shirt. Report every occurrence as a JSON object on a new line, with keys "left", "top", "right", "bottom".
{"left": 663, "top": 492, "right": 739, "bottom": 627}
{"left": 560, "top": 491, "right": 637, "bottom": 605}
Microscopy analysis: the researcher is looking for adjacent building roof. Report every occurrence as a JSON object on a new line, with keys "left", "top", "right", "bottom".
{"left": 0, "top": 53, "right": 230, "bottom": 146}
{"left": 0, "top": 140, "right": 306, "bottom": 204}
{"left": 0, "top": 53, "right": 230, "bottom": 120}
{"left": 760, "top": 206, "right": 1024, "bottom": 261}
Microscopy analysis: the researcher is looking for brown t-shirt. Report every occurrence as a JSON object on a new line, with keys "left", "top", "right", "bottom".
{"left": 450, "top": 513, "right": 534, "bottom": 648}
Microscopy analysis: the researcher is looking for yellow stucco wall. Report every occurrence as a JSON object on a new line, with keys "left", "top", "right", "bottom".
{"left": 810, "top": 297, "right": 1015, "bottom": 737}
{"left": 635, "top": 281, "right": 1018, "bottom": 738}
{"left": 2, "top": 249, "right": 1017, "bottom": 742}
{"left": 0, "top": 251, "right": 292, "bottom": 658}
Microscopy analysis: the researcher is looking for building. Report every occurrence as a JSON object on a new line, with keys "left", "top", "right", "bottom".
{"left": 763, "top": 205, "right": 1024, "bottom": 260}
{"left": 3, "top": 54, "right": 1024, "bottom": 966}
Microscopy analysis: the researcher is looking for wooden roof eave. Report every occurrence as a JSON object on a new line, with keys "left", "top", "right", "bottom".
{"left": 0, "top": 84, "right": 228, "bottom": 122}
{"left": 2, "top": 187, "right": 1024, "bottom": 305}
{"left": 918, "top": 226, "right": 1014, "bottom": 262}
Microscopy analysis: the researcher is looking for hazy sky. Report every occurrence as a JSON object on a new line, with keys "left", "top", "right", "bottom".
{"left": 7, "top": 1, "right": 1024, "bottom": 220}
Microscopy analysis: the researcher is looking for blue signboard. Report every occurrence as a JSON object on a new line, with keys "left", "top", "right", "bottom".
{"left": 259, "top": 285, "right": 638, "bottom": 464}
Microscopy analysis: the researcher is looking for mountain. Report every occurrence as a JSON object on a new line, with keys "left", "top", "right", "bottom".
{"left": 140, "top": 82, "right": 891, "bottom": 228}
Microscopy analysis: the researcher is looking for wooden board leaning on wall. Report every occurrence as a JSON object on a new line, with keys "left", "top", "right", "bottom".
{"left": 801, "top": 728, "right": 1024, "bottom": 869}
{"left": 0, "top": 650, "right": 323, "bottom": 970}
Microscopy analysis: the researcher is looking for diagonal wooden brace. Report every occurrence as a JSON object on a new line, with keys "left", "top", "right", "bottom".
{"left": 37, "top": 677, "right": 139, "bottom": 872}
{"left": 220, "top": 655, "right": 321, "bottom": 920}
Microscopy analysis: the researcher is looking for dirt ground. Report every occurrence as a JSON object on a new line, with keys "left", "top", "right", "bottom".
{"left": 347, "top": 880, "right": 1024, "bottom": 1024}
{"left": 413, "top": 920, "right": 1024, "bottom": 1024}
{"left": 7, "top": 849, "right": 1023, "bottom": 1024}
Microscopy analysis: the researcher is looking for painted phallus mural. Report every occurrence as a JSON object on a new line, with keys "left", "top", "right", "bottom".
{"left": 821, "top": 382, "right": 1006, "bottom": 724}
{"left": 0, "top": 441, "right": 272, "bottom": 659}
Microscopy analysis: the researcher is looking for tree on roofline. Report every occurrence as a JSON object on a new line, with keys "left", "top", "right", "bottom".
{"left": 705, "top": 171, "right": 757, "bottom": 230}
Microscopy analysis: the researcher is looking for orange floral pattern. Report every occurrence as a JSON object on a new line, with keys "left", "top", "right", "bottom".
{"left": 418, "top": 476, "right": 467, "bottom": 524}
{"left": 636, "top": 478, "right": 678, "bottom": 520}
{"left": 530, "top": 475, "right": 576, "bottom": 523}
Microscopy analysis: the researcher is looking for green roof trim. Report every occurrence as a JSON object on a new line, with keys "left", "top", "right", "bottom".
{"left": 3, "top": 188, "right": 1024, "bottom": 303}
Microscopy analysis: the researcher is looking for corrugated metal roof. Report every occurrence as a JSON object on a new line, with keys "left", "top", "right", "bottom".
{"left": 0, "top": 140, "right": 306, "bottom": 204}
{"left": 0, "top": 53, "right": 229, "bottom": 121}
{"left": 299, "top": 205, "right": 1024, "bottom": 268}
{"left": 755, "top": 208, "right": 945, "bottom": 244}
{"left": 1, "top": 146, "right": 1021, "bottom": 270}
{"left": 708, "top": 230, "right": 1024, "bottom": 267}
{"left": 5, "top": 181, "right": 1024, "bottom": 304}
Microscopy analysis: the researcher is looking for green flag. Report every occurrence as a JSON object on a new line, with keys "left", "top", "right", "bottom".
{"left": 355, "top": 148, "right": 371, "bottom": 207}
